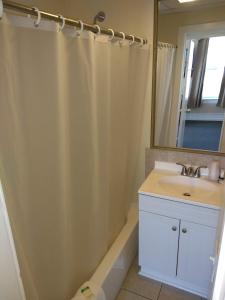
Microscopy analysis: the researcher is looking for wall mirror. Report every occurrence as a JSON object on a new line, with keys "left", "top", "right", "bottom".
{"left": 152, "top": 0, "right": 225, "bottom": 155}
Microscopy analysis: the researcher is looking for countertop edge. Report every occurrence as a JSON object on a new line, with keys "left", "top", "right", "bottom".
{"left": 138, "top": 191, "right": 221, "bottom": 211}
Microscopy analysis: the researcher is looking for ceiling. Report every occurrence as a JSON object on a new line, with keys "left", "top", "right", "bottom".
{"left": 159, "top": 0, "right": 225, "bottom": 14}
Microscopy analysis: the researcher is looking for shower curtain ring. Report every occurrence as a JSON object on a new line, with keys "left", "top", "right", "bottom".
{"left": 0, "top": 0, "right": 3, "bottom": 19}
{"left": 139, "top": 38, "right": 144, "bottom": 47}
{"left": 129, "top": 35, "right": 135, "bottom": 46}
{"left": 94, "top": 25, "right": 101, "bottom": 40}
{"left": 108, "top": 28, "right": 114, "bottom": 41}
{"left": 94, "top": 24, "right": 101, "bottom": 35}
{"left": 76, "top": 20, "right": 84, "bottom": 36}
{"left": 32, "top": 7, "right": 41, "bottom": 27}
{"left": 58, "top": 15, "right": 65, "bottom": 31}
{"left": 119, "top": 32, "right": 126, "bottom": 45}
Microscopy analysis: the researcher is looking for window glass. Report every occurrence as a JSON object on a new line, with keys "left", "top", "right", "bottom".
{"left": 202, "top": 36, "right": 225, "bottom": 100}
{"left": 185, "top": 40, "right": 195, "bottom": 100}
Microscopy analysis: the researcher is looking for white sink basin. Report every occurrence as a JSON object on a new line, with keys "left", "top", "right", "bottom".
{"left": 139, "top": 168, "right": 223, "bottom": 208}
{"left": 158, "top": 175, "right": 217, "bottom": 199}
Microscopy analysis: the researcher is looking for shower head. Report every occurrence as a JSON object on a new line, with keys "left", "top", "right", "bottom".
{"left": 93, "top": 11, "right": 106, "bottom": 24}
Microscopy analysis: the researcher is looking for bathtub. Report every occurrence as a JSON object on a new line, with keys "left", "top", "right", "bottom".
{"left": 89, "top": 203, "right": 138, "bottom": 300}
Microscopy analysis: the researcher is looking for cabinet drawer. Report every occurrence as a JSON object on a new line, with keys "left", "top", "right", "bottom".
{"left": 139, "top": 194, "right": 220, "bottom": 228}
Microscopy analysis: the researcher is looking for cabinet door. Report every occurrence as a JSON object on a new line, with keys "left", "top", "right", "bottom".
{"left": 139, "top": 211, "right": 180, "bottom": 277}
{"left": 177, "top": 221, "right": 217, "bottom": 291}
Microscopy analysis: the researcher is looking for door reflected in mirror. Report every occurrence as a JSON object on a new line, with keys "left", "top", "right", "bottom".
{"left": 154, "top": 0, "right": 225, "bottom": 153}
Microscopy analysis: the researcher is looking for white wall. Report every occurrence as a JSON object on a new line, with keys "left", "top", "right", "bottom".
{"left": 16, "top": 0, "right": 154, "bottom": 41}
{"left": 65, "top": 0, "right": 154, "bottom": 40}
{"left": 18, "top": 0, "right": 65, "bottom": 13}
{"left": 159, "top": 5, "right": 225, "bottom": 45}
{"left": 0, "top": 184, "right": 25, "bottom": 300}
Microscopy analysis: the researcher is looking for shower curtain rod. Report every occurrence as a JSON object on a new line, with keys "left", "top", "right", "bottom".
{"left": 2, "top": 0, "right": 148, "bottom": 45}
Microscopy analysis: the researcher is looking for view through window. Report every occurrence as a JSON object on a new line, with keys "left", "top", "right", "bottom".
{"left": 202, "top": 36, "right": 225, "bottom": 100}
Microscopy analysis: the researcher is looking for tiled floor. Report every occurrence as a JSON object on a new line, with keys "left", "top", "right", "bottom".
{"left": 116, "top": 258, "right": 206, "bottom": 300}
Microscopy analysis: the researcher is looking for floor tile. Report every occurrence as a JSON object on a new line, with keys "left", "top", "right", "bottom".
{"left": 116, "top": 290, "right": 149, "bottom": 300}
{"left": 158, "top": 284, "right": 202, "bottom": 300}
{"left": 122, "top": 259, "right": 161, "bottom": 300}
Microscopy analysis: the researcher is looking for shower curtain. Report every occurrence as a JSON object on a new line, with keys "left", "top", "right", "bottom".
{"left": 155, "top": 44, "right": 176, "bottom": 146}
{"left": 0, "top": 16, "right": 150, "bottom": 300}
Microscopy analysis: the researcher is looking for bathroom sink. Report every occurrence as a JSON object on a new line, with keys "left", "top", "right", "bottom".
{"left": 139, "top": 165, "right": 223, "bottom": 208}
{"left": 158, "top": 175, "right": 217, "bottom": 199}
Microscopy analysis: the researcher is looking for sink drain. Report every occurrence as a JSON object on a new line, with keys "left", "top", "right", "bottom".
{"left": 183, "top": 192, "right": 191, "bottom": 197}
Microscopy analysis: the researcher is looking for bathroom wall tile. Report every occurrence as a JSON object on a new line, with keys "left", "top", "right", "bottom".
{"left": 158, "top": 284, "right": 201, "bottom": 300}
{"left": 116, "top": 290, "right": 148, "bottom": 300}
{"left": 122, "top": 259, "right": 162, "bottom": 300}
{"left": 145, "top": 148, "right": 225, "bottom": 176}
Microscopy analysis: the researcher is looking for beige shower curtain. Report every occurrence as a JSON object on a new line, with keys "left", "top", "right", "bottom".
{"left": 155, "top": 44, "right": 176, "bottom": 146}
{"left": 0, "top": 17, "right": 150, "bottom": 300}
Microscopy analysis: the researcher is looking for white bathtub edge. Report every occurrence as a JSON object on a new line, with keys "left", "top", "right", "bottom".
{"left": 91, "top": 202, "right": 138, "bottom": 300}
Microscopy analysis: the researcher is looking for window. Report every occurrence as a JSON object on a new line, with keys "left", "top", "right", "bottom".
{"left": 202, "top": 36, "right": 225, "bottom": 101}
{"left": 185, "top": 40, "right": 195, "bottom": 100}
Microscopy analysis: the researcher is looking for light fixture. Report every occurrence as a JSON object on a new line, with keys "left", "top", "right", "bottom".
{"left": 178, "top": 0, "right": 197, "bottom": 3}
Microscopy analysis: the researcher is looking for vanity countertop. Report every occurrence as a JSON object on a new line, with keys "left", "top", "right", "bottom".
{"left": 139, "top": 168, "right": 223, "bottom": 210}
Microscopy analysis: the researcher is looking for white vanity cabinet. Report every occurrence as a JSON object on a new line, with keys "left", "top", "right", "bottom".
{"left": 177, "top": 220, "right": 216, "bottom": 290}
{"left": 139, "top": 194, "right": 220, "bottom": 298}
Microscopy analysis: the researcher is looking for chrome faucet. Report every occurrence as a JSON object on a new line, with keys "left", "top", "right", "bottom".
{"left": 187, "top": 166, "right": 195, "bottom": 177}
{"left": 193, "top": 166, "right": 207, "bottom": 178}
{"left": 176, "top": 163, "right": 188, "bottom": 176}
{"left": 176, "top": 163, "right": 207, "bottom": 178}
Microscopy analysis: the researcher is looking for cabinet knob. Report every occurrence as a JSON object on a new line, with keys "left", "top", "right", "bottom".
{"left": 182, "top": 228, "right": 187, "bottom": 234}
{"left": 172, "top": 226, "right": 177, "bottom": 231}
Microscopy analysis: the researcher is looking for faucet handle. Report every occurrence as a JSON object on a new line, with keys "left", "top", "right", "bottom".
{"left": 194, "top": 166, "right": 207, "bottom": 178}
{"left": 176, "top": 163, "right": 188, "bottom": 176}
{"left": 187, "top": 166, "right": 195, "bottom": 177}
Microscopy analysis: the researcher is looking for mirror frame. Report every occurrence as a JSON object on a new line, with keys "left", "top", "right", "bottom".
{"left": 150, "top": 0, "right": 225, "bottom": 157}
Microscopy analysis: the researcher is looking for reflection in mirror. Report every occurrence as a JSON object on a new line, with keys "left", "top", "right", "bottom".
{"left": 154, "top": 0, "right": 225, "bottom": 153}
